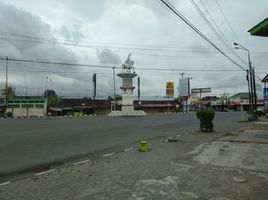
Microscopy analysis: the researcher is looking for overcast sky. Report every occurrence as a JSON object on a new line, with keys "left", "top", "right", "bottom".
{"left": 0, "top": 0, "right": 267, "bottom": 99}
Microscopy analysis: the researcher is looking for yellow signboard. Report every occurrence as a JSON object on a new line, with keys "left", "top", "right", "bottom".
{"left": 166, "top": 81, "right": 174, "bottom": 97}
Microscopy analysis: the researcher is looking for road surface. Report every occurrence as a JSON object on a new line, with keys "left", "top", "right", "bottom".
{"left": 0, "top": 112, "right": 244, "bottom": 177}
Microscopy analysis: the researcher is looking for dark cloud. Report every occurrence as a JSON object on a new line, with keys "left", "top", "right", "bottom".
{"left": 97, "top": 49, "right": 121, "bottom": 65}
{"left": 0, "top": 0, "right": 267, "bottom": 98}
{"left": 0, "top": 2, "right": 99, "bottom": 96}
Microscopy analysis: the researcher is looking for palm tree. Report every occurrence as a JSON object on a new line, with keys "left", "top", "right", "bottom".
{"left": 1, "top": 86, "right": 15, "bottom": 98}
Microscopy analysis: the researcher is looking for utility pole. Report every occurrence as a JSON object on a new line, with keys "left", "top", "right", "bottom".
{"left": 92, "top": 73, "right": 96, "bottom": 114}
{"left": 138, "top": 76, "right": 140, "bottom": 102}
{"left": 246, "top": 70, "right": 250, "bottom": 106}
{"left": 45, "top": 77, "right": 48, "bottom": 115}
{"left": 5, "top": 56, "right": 8, "bottom": 110}
{"left": 252, "top": 67, "right": 257, "bottom": 111}
{"left": 49, "top": 79, "right": 52, "bottom": 104}
{"left": 234, "top": 42, "right": 255, "bottom": 113}
{"left": 249, "top": 58, "right": 254, "bottom": 112}
{"left": 112, "top": 67, "right": 116, "bottom": 111}
{"left": 180, "top": 73, "right": 184, "bottom": 79}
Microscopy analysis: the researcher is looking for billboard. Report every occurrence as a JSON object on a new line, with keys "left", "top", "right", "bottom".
{"left": 166, "top": 81, "right": 174, "bottom": 97}
{"left": 191, "top": 88, "right": 211, "bottom": 93}
{"left": 179, "top": 78, "right": 190, "bottom": 97}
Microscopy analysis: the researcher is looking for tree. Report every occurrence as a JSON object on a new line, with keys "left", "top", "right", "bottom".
{"left": 83, "top": 97, "right": 92, "bottom": 101}
{"left": 1, "top": 86, "right": 16, "bottom": 98}
{"left": 108, "top": 95, "right": 122, "bottom": 103}
{"left": 50, "top": 97, "right": 62, "bottom": 105}
{"left": 44, "top": 90, "right": 58, "bottom": 105}
{"left": 44, "top": 90, "right": 57, "bottom": 99}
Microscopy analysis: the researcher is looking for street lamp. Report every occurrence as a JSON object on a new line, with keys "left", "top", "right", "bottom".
{"left": 233, "top": 42, "right": 256, "bottom": 113}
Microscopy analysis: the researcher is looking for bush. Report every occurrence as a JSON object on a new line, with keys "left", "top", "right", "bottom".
{"left": 6, "top": 112, "right": 13, "bottom": 118}
{"left": 174, "top": 107, "right": 183, "bottom": 113}
{"left": 196, "top": 108, "right": 215, "bottom": 132}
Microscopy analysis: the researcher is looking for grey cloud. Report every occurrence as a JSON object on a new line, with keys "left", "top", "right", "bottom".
{"left": 59, "top": 26, "right": 71, "bottom": 40}
{"left": 64, "top": 0, "right": 108, "bottom": 21}
{"left": 59, "top": 26, "right": 84, "bottom": 42}
{"left": 97, "top": 49, "right": 121, "bottom": 65}
{"left": 0, "top": 2, "right": 90, "bottom": 96}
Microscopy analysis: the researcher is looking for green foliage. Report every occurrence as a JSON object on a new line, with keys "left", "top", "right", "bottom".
{"left": 1, "top": 86, "right": 16, "bottom": 98}
{"left": 196, "top": 108, "right": 215, "bottom": 121}
{"left": 196, "top": 108, "right": 215, "bottom": 132}
{"left": 108, "top": 95, "right": 122, "bottom": 103}
{"left": 174, "top": 107, "right": 183, "bottom": 113}
{"left": 44, "top": 90, "right": 57, "bottom": 98}
{"left": 50, "top": 97, "right": 62, "bottom": 105}
{"left": 83, "top": 97, "right": 92, "bottom": 101}
{"left": 6, "top": 112, "right": 13, "bottom": 118}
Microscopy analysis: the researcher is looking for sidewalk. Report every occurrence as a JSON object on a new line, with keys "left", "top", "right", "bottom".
{"left": 0, "top": 119, "right": 267, "bottom": 200}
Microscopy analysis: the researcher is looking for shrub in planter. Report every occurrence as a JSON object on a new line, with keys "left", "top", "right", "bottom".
{"left": 196, "top": 108, "right": 215, "bottom": 132}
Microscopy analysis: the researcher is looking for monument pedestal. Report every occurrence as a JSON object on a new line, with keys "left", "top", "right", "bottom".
{"left": 109, "top": 57, "right": 147, "bottom": 117}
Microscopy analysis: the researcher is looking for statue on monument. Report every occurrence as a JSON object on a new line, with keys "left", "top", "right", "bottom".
{"left": 122, "top": 53, "right": 134, "bottom": 72}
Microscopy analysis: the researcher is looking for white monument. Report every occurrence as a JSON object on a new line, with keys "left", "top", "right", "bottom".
{"left": 109, "top": 54, "right": 147, "bottom": 116}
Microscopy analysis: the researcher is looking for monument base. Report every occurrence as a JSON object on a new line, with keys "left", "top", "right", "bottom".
{"left": 109, "top": 110, "right": 147, "bottom": 117}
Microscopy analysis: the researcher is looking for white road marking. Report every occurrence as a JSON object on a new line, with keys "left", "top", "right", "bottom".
{"left": 124, "top": 147, "right": 134, "bottom": 152}
{"left": 0, "top": 182, "right": 10, "bottom": 186}
{"left": 102, "top": 153, "right": 115, "bottom": 157}
{"left": 73, "top": 159, "right": 90, "bottom": 165}
{"left": 35, "top": 169, "right": 56, "bottom": 176}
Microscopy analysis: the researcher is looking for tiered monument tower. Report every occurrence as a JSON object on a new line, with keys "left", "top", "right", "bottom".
{"left": 109, "top": 54, "right": 146, "bottom": 116}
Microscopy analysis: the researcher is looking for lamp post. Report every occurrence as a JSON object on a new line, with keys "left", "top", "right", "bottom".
{"left": 233, "top": 43, "right": 256, "bottom": 113}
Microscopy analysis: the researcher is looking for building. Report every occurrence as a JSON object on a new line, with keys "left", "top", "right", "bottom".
{"left": 262, "top": 74, "right": 268, "bottom": 105}
{"left": 49, "top": 98, "right": 109, "bottom": 116}
{"left": 6, "top": 97, "right": 46, "bottom": 117}
{"left": 248, "top": 18, "right": 268, "bottom": 37}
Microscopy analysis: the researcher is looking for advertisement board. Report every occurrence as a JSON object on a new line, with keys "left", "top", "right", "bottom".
{"left": 178, "top": 78, "right": 190, "bottom": 97}
{"left": 191, "top": 88, "right": 211, "bottom": 93}
{"left": 166, "top": 81, "right": 174, "bottom": 97}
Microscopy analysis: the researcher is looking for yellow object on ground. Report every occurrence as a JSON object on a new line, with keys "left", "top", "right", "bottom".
{"left": 139, "top": 140, "right": 150, "bottom": 152}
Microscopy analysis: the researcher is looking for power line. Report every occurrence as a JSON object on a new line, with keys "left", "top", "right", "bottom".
{"left": 0, "top": 56, "right": 114, "bottom": 69}
{"left": 189, "top": 0, "right": 247, "bottom": 65}
{"left": 1, "top": 32, "right": 267, "bottom": 57}
{"left": 214, "top": 0, "right": 241, "bottom": 44}
{"left": 3, "top": 68, "right": 242, "bottom": 74}
{"left": 0, "top": 56, "right": 243, "bottom": 73}
{"left": 189, "top": 0, "right": 231, "bottom": 50}
{"left": 159, "top": 0, "right": 246, "bottom": 71}
{"left": 197, "top": 0, "right": 247, "bottom": 65}
{"left": 0, "top": 36, "right": 229, "bottom": 59}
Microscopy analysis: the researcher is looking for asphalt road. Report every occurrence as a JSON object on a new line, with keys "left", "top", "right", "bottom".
{"left": 0, "top": 112, "right": 244, "bottom": 177}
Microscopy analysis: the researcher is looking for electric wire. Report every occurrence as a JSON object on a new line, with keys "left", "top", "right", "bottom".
{"left": 0, "top": 56, "right": 243, "bottom": 73}
{"left": 159, "top": 0, "right": 246, "bottom": 71}
{"left": 197, "top": 0, "right": 247, "bottom": 65}
{"left": 214, "top": 0, "right": 241, "bottom": 44}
